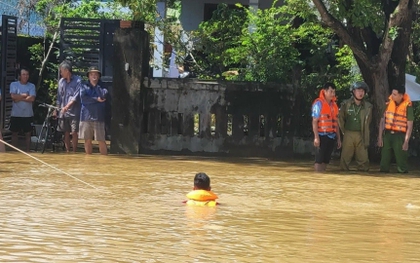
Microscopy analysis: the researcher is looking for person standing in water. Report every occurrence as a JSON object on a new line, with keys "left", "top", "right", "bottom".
{"left": 56, "top": 60, "right": 82, "bottom": 153}
{"left": 378, "top": 85, "right": 413, "bottom": 173}
{"left": 338, "top": 81, "right": 372, "bottom": 171}
{"left": 79, "top": 66, "right": 108, "bottom": 155}
{"left": 311, "top": 82, "right": 341, "bottom": 172}
{"left": 10, "top": 67, "right": 36, "bottom": 152}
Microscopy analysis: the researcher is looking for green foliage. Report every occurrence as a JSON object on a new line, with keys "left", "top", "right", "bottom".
{"left": 233, "top": 5, "right": 300, "bottom": 82}
{"left": 388, "top": 26, "right": 399, "bottom": 40}
{"left": 28, "top": 43, "right": 44, "bottom": 68}
{"left": 43, "top": 79, "right": 58, "bottom": 103}
{"left": 192, "top": 3, "right": 299, "bottom": 82}
{"left": 320, "top": 0, "right": 385, "bottom": 35}
{"left": 36, "top": 0, "right": 130, "bottom": 31}
{"left": 116, "top": 0, "right": 158, "bottom": 23}
{"left": 116, "top": 0, "right": 180, "bottom": 22}
{"left": 334, "top": 45, "right": 360, "bottom": 89}
{"left": 281, "top": 0, "right": 317, "bottom": 20}
{"left": 192, "top": 4, "right": 248, "bottom": 79}
{"left": 192, "top": 2, "right": 358, "bottom": 86}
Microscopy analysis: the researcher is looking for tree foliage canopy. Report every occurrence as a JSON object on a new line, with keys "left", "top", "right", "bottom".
{"left": 191, "top": 2, "right": 357, "bottom": 87}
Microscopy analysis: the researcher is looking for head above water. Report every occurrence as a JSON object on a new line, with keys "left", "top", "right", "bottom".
{"left": 322, "top": 82, "right": 336, "bottom": 102}
{"left": 194, "top": 172, "right": 211, "bottom": 191}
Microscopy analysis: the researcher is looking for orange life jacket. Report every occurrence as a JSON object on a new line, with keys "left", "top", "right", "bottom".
{"left": 186, "top": 190, "right": 218, "bottom": 207}
{"left": 313, "top": 90, "right": 338, "bottom": 133}
{"left": 384, "top": 93, "right": 411, "bottom": 133}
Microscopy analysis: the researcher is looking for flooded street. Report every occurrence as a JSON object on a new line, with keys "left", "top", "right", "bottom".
{"left": 1, "top": 152, "right": 420, "bottom": 262}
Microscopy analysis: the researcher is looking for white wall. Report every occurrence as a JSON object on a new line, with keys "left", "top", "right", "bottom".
{"left": 180, "top": 0, "right": 279, "bottom": 31}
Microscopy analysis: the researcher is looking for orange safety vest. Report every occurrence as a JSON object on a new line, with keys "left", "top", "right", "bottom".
{"left": 313, "top": 90, "right": 338, "bottom": 133}
{"left": 185, "top": 190, "right": 218, "bottom": 207}
{"left": 384, "top": 93, "right": 411, "bottom": 133}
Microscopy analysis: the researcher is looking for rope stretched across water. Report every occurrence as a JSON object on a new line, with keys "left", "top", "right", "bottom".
{"left": 0, "top": 139, "right": 98, "bottom": 190}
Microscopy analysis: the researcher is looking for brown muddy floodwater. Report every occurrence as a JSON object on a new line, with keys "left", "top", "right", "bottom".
{"left": 1, "top": 152, "right": 420, "bottom": 262}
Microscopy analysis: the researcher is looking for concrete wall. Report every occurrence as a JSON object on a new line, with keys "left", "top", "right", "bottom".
{"left": 137, "top": 78, "right": 305, "bottom": 157}
{"left": 109, "top": 26, "right": 315, "bottom": 157}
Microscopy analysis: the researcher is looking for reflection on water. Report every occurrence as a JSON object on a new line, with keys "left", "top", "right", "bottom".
{"left": 1, "top": 152, "right": 420, "bottom": 262}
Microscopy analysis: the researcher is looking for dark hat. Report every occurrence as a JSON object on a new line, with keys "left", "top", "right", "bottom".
{"left": 350, "top": 81, "right": 369, "bottom": 92}
{"left": 86, "top": 66, "right": 101, "bottom": 77}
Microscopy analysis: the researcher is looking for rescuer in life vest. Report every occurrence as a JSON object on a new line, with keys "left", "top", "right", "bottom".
{"left": 184, "top": 173, "right": 219, "bottom": 206}
{"left": 377, "top": 85, "right": 413, "bottom": 173}
{"left": 312, "top": 82, "right": 342, "bottom": 172}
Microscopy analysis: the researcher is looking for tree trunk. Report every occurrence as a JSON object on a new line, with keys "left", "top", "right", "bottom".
{"left": 389, "top": 11, "right": 414, "bottom": 90}
{"left": 367, "top": 68, "right": 389, "bottom": 161}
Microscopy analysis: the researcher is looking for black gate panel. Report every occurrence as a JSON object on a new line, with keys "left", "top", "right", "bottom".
{"left": 1, "top": 15, "right": 17, "bottom": 136}
{"left": 59, "top": 18, "right": 119, "bottom": 79}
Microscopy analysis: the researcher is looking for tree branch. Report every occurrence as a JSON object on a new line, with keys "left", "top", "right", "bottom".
{"left": 378, "top": 0, "right": 412, "bottom": 65}
{"left": 311, "top": 0, "right": 371, "bottom": 66}
{"left": 36, "top": 28, "right": 59, "bottom": 91}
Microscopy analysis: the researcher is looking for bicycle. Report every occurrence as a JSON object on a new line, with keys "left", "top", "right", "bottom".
{"left": 35, "top": 103, "right": 66, "bottom": 153}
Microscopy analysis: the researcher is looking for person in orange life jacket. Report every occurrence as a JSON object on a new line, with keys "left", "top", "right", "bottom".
{"left": 377, "top": 85, "right": 413, "bottom": 173}
{"left": 184, "top": 173, "right": 219, "bottom": 206}
{"left": 312, "top": 82, "right": 342, "bottom": 172}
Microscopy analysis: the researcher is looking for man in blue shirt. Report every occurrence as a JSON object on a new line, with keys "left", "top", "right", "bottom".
{"left": 56, "top": 60, "right": 82, "bottom": 153}
{"left": 79, "top": 66, "right": 108, "bottom": 155}
{"left": 311, "top": 82, "right": 341, "bottom": 172}
{"left": 10, "top": 67, "right": 36, "bottom": 151}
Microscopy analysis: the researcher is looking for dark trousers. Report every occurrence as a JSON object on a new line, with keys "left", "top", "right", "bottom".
{"left": 380, "top": 131, "right": 408, "bottom": 173}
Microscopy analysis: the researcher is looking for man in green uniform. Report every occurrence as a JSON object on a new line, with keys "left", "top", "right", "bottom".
{"left": 378, "top": 85, "right": 413, "bottom": 173}
{"left": 338, "top": 81, "right": 372, "bottom": 171}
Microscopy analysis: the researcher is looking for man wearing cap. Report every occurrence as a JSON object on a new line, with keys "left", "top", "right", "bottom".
{"left": 378, "top": 85, "right": 413, "bottom": 173}
{"left": 338, "top": 81, "right": 372, "bottom": 171}
{"left": 56, "top": 60, "right": 82, "bottom": 153}
{"left": 79, "top": 66, "right": 108, "bottom": 155}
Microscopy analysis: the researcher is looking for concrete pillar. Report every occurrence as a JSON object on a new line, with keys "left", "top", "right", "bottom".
{"left": 249, "top": 113, "right": 259, "bottom": 137}
{"left": 213, "top": 104, "right": 227, "bottom": 137}
{"left": 183, "top": 113, "right": 194, "bottom": 136}
{"left": 232, "top": 113, "right": 243, "bottom": 141}
{"left": 110, "top": 28, "right": 149, "bottom": 154}
{"left": 153, "top": 1, "right": 166, "bottom": 77}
